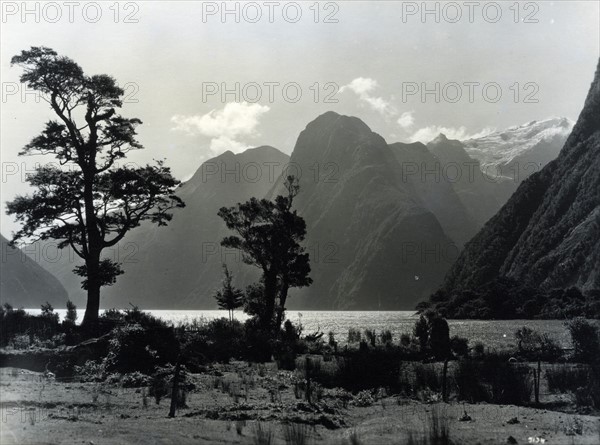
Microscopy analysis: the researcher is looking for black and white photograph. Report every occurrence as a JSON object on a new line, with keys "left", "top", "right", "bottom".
{"left": 1, "top": 1, "right": 599, "bottom": 443}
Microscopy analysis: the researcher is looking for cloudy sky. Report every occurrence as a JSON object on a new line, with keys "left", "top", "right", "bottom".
{"left": 1, "top": 1, "right": 599, "bottom": 235}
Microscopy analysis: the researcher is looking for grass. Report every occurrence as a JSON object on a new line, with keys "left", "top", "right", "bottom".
{"left": 252, "top": 422, "right": 274, "bottom": 445}
{"left": 284, "top": 422, "right": 310, "bottom": 445}
{"left": 406, "top": 406, "right": 452, "bottom": 445}
{"left": 546, "top": 364, "right": 590, "bottom": 393}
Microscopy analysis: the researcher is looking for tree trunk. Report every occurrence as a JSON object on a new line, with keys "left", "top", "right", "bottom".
{"left": 169, "top": 359, "right": 182, "bottom": 418}
{"left": 263, "top": 271, "right": 277, "bottom": 331}
{"left": 81, "top": 168, "right": 103, "bottom": 329}
{"left": 81, "top": 253, "right": 101, "bottom": 329}
{"left": 82, "top": 282, "right": 101, "bottom": 328}
{"left": 275, "top": 282, "right": 289, "bottom": 328}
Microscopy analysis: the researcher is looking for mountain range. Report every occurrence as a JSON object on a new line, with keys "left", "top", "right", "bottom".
{"left": 3, "top": 107, "right": 576, "bottom": 310}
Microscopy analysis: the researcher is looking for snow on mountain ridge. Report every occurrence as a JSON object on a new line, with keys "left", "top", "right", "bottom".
{"left": 460, "top": 117, "right": 574, "bottom": 174}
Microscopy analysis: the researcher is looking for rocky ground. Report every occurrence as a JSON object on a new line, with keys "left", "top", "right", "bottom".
{"left": 1, "top": 365, "right": 599, "bottom": 444}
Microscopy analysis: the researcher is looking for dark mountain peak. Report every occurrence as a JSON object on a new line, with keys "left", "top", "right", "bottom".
{"left": 304, "top": 111, "right": 373, "bottom": 138}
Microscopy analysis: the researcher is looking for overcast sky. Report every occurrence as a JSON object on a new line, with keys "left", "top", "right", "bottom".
{"left": 1, "top": 1, "right": 599, "bottom": 236}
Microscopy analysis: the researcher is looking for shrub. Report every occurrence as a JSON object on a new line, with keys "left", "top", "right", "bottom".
{"left": 454, "top": 357, "right": 533, "bottom": 405}
{"left": 105, "top": 320, "right": 179, "bottom": 374}
{"left": 515, "top": 327, "right": 563, "bottom": 361}
{"left": 348, "top": 327, "right": 361, "bottom": 344}
{"left": 183, "top": 317, "right": 245, "bottom": 364}
{"left": 380, "top": 330, "right": 393, "bottom": 345}
{"left": 364, "top": 329, "right": 376, "bottom": 347}
{"left": 428, "top": 317, "right": 450, "bottom": 360}
{"left": 121, "top": 371, "right": 150, "bottom": 388}
{"left": 64, "top": 300, "right": 78, "bottom": 325}
{"left": 546, "top": 364, "right": 590, "bottom": 393}
{"left": 0, "top": 304, "right": 60, "bottom": 347}
{"left": 450, "top": 335, "right": 469, "bottom": 357}
{"left": 312, "top": 346, "right": 406, "bottom": 392}
{"left": 566, "top": 318, "right": 600, "bottom": 363}
{"left": 74, "top": 360, "right": 106, "bottom": 382}
{"left": 273, "top": 320, "right": 304, "bottom": 370}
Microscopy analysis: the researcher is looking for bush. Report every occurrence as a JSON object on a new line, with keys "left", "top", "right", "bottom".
{"left": 566, "top": 318, "right": 600, "bottom": 363}
{"left": 348, "top": 327, "right": 361, "bottom": 344}
{"left": 105, "top": 316, "right": 179, "bottom": 374}
{"left": 380, "top": 330, "right": 393, "bottom": 345}
{"left": 454, "top": 357, "right": 533, "bottom": 405}
{"left": 514, "top": 327, "right": 563, "bottom": 361}
{"left": 74, "top": 360, "right": 106, "bottom": 382}
{"left": 0, "top": 304, "right": 60, "bottom": 347}
{"left": 311, "top": 346, "right": 406, "bottom": 392}
{"left": 450, "top": 336, "right": 469, "bottom": 357}
{"left": 182, "top": 317, "right": 245, "bottom": 364}
{"left": 273, "top": 320, "right": 304, "bottom": 370}
{"left": 546, "top": 364, "right": 590, "bottom": 393}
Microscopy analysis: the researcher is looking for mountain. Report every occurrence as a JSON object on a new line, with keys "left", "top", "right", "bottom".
{"left": 463, "top": 118, "right": 574, "bottom": 182}
{"left": 443, "top": 59, "right": 600, "bottom": 293}
{"left": 34, "top": 146, "right": 290, "bottom": 309}
{"left": 0, "top": 235, "right": 68, "bottom": 307}
{"left": 388, "top": 141, "right": 478, "bottom": 245}
{"left": 427, "top": 135, "right": 515, "bottom": 227}
{"left": 268, "top": 111, "right": 454, "bottom": 309}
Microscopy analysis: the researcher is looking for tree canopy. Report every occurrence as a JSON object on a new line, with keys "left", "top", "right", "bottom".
{"left": 7, "top": 47, "right": 184, "bottom": 326}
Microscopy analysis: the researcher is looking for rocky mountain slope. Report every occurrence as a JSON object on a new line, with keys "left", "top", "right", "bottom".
{"left": 444, "top": 60, "right": 600, "bottom": 292}
{"left": 268, "top": 112, "right": 454, "bottom": 309}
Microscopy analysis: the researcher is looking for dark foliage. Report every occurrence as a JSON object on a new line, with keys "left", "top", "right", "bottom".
{"left": 566, "top": 318, "right": 600, "bottom": 363}
{"left": 423, "top": 278, "right": 600, "bottom": 319}
{"left": 454, "top": 357, "right": 533, "bottom": 405}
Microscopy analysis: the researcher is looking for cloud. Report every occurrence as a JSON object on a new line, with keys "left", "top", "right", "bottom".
{"left": 397, "top": 111, "right": 415, "bottom": 130}
{"left": 171, "top": 102, "right": 270, "bottom": 153}
{"left": 341, "top": 77, "right": 396, "bottom": 117}
{"left": 408, "top": 125, "right": 495, "bottom": 143}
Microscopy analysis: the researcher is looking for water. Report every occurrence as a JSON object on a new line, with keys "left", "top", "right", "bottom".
{"left": 25, "top": 309, "right": 574, "bottom": 350}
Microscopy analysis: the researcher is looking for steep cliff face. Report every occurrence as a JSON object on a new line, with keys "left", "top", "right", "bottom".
{"left": 444, "top": 60, "right": 600, "bottom": 292}
{"left": 1, "top": 235, "right": 68, "bottom": 307}
{"left": 269, "top": 112, "right": 453, "bottom": 309}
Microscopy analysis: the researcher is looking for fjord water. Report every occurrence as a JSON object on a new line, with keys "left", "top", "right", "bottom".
{"left": 26, "top": 309, "right": 573, "bottom": 350}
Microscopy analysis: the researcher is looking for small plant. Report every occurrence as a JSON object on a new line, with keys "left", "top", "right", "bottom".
{"left": 380, "top": 330, "right": 393, "bottom": 345}
{"left": 354, "top": 390, "right": 375, "bottom": 407}
{"left": 252, "top": 422, "right": 274, "bottom": 445}
{"left": 364, "top": 329, "right": 376, "bottom": 347}
{"left": 348, "top": 327, "right": 361, "bottom": 344}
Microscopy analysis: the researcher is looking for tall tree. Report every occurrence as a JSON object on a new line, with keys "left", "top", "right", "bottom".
{"left": 213, "top": 264, "right": 244, "bottom": 323}
{"left": 6, "top": 47, "right": 184, "bottom": 326}
{"left": 218, "top": 176, "right": 312, "bottom": 330}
